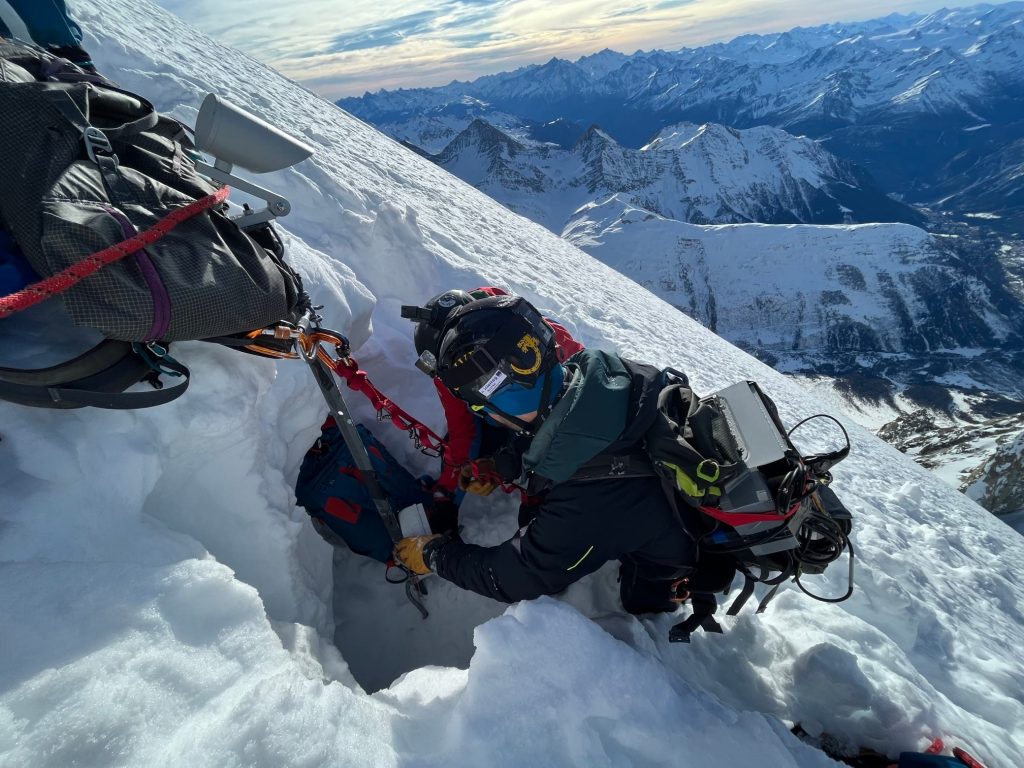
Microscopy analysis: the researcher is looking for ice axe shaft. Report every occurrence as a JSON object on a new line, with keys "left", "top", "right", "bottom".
{"left": 298, "top": 317, "right": 428, "bottom": 618}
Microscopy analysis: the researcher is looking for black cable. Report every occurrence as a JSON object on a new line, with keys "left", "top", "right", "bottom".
{"left": 787, "top": 414, "right": 852, "bottom": 476}
{"left": 795, "top": 533, "right": 855, "bottom": 603}
{"left": 787, "top": 413, "right": 850, "bottom": 446}
{"left": 385, "top": 563, "right": 410, "bottom": 584}
{"left": 796, "top": 511, "right": 846, "bottom": 567}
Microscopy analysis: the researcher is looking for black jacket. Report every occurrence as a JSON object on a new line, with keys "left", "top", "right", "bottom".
{"left": 426, "top": 350, "right": 696, "bottom": 603}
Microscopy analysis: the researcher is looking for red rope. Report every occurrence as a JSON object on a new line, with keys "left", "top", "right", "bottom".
{"left": 330, "top": 357, "right": 527, "bottom": 497}
{"left": 331, "top": 358, "right": 448, "bottom": 454}
{"left": 0, "top": 186, "right": 230, "bottom": 319}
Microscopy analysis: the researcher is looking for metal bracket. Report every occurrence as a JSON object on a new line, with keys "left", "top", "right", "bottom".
{"left": 195, "top": 159, "right": 292, "bottom": 229}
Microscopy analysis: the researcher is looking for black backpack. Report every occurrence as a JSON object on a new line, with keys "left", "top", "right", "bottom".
{"left": 0, "top": 39, "right": 307, "bottom": 409}
{"left": 644, "top": 371, "right": 854, "bottom": 641}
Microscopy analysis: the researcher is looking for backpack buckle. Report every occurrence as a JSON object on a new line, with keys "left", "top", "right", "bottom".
{"left": 696, "top": 459, "right": 720, "bottom": 483}
{"left": 83, "top": 126, "right": 117, "bottom": 165}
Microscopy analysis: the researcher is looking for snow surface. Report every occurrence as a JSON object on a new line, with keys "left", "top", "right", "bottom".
{"left": 561, "top": 195, "right": 1013, "bottom": 355}
{"left": 2, "top": 2, "right": 1023, "bottom": 766}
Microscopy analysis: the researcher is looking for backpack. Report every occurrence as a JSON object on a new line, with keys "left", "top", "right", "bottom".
{"left": 644, "top": 371, "right": 854, "bottom": 641}
{"left": 0, "top": 39, "right": 307, "bottom": 409}
{"left": 295, "top": 419, "right": 433, "bottom": 563}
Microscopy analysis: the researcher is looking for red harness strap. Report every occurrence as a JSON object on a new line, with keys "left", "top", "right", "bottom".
{"left": 0, "top": 186, "right": 231, "bottom": 319}
{"left": 330, "top": 357, "right": 448, "bottom": 455}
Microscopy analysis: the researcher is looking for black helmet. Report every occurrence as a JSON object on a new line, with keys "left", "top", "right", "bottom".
{"left": 401, "top": 289, "right": 475, "bottom": 357}
{"left": 436, "top": 294, "right": 558, "bottom": 411}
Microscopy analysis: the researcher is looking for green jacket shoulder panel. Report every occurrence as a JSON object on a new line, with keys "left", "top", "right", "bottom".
{"left": 521, "top": 349, "right": 633, "bottom": 485}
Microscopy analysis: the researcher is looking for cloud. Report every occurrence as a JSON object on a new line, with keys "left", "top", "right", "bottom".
{"left": 324, "top": 11, "right": 440, "bottom": 54}
{"left": 605, "top": 6, "right": 650, "bottom": 20}
{"left": 447, "top": 31, "right": 516, "bottom": 48}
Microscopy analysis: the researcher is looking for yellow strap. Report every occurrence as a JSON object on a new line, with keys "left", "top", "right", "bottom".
{"left": 666, "top": 462, "right": 702, "bottom": 497}
{"left": 567, "top": 545, "right": 594, "bottom": 571}
{"left": 696, "top": 459, "right": 720, "bottom": 483}
{"left": 665, "top": 461, "right": 721, "bottom": 498}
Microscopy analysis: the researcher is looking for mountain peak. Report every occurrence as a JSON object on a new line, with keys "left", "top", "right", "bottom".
{"left": 443, "top": 118, "right": 523, "bottom": 153}
{"left": 536, "top": 56, "right": 580, "bottom": 74}
{"left": 574, "top": 124, "right": 615, "bottom": 148}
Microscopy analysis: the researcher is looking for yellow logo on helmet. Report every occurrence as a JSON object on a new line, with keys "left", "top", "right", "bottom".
{"left": 511, "top": 334, "right": 542, "bottom": 375}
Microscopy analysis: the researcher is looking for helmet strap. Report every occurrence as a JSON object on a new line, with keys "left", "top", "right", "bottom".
{"left": 483, "top": 401, "right": 536, "bottom": 434}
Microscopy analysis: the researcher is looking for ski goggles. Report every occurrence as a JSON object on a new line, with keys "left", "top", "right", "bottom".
{"left": 470, "top": 364, "right": 563, "bottom": 417}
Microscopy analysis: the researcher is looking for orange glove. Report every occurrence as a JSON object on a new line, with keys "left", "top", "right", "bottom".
{"left": 459, "top": 458, "right": 500, "bottom": 496}
{"left": 394, "top": 535, "right": 440, "bottom": 575}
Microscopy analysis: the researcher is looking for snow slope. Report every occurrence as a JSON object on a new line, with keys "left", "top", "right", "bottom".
{"left": 1, "top": 2, "right": 1023, "bottom": 766}
{"left": 563, "top": 196, "right": 1016, "bottom": 360}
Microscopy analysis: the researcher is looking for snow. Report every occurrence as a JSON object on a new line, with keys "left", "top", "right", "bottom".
{"left": 2, "top": 2, "right": 1024, "bottom": 767}
{"left": 561, "top": 195, "right": 1013, "bottom": 356}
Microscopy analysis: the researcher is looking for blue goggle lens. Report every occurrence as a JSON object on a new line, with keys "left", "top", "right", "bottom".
{"left": 471, "top": 364, "right": 562, "bottom": 417}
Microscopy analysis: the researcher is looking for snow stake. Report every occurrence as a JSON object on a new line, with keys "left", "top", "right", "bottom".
{"left": 296, "top": 309, "right": 429, "bottom": 618}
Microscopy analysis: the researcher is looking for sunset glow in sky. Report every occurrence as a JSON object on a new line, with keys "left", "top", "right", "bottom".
{"left": 153, "top": 1, "right": 1015, "bottom": 98}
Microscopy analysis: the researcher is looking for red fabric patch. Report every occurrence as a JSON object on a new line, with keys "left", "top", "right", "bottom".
{"left": 325, "top": 497, "right": 361, "bottom": 523}
{"left": 339, "top": 466, "right": 364, "bottom": 482}
{"left": 368, "top": 446, "right": 383, "bottom": 460}
{"left": 953, "top": 747, "right": 988, "bottom": 768}
{"left": 548, "top": 318, "right": 585, "bottom": 361}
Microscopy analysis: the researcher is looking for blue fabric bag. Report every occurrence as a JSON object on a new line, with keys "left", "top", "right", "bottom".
{"left": 0, "top": 0, "right": 84, "bottom": 48}
{"left": 295, "top": 419, "right": 431, "bottom": 563}
{"left": 0, "top": 228, "right": 37, "bottom": 297}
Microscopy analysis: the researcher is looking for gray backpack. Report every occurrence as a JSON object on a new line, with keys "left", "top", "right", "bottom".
{"left": 644, "top": 373, "right": 854, "bottom": 641}
{"left": 0, "top": 39, "right": 308, "bottom": 408}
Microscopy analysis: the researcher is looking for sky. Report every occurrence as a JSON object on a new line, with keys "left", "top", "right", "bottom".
{"left": 151, "top": 1, "right": 1016, "bottom": 99}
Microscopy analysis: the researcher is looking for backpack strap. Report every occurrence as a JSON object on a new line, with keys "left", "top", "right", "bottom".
{"left": 0, "top": 340, "right": 189, "bottom": 409}
{"left": 569, "top": 452, "right": 657, "bottom": 482}
{"left": 43, "top": 82, "right": 159, "bottom": 141}
{"left": 647, "top": 379, "right": 739, "bottom": 505}
{"left": 41, "top": 85, "right": 159, "bottom": 207}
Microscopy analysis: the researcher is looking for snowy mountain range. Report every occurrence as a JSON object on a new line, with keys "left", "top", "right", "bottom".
{"left": 2, "top": 2, "right": 1024, "bottom": 767}
{"left": 422, "top": 117, "right": 1022, "bottom": 377}
{"left": 429, "top": 119, "right": 922, "bottom": 232}
{"left": 341, "top": 2, "right": 1024, "bottom": 232}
